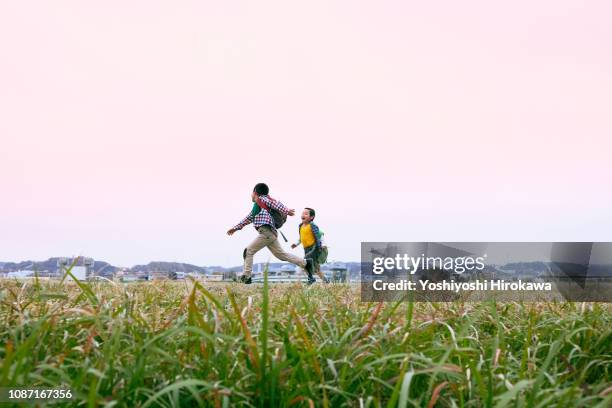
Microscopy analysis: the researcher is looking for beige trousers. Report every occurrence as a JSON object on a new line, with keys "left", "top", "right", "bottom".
{"left": 243, "top": 225, "right": 306, "bottom": 277}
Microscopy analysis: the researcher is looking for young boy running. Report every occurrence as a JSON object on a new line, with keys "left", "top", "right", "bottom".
{"left": 227, "top": 183, "right": 313, "bottom": 284}
{"left": 291, "top": 207, "right": 329, "bottom": 284}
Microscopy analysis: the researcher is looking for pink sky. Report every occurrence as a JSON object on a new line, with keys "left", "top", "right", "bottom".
{"left": 1, "top": 1, "right": 611, "bottom": 266}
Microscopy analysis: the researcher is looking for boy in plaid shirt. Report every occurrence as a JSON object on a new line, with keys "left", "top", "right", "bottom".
{"left": 227, "top": 183, "right": 314, "bottom": 284}
{"left": 292, "top": 207, "right": 329, "bottom": 284}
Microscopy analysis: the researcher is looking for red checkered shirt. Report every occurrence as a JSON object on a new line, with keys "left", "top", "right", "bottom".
{"left": 232, "top": 195, "right": 290, "bottom": 231}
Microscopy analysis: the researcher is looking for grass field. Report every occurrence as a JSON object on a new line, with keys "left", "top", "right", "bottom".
{"left": 0, "top": 276, "right": 611, "bottom": 407}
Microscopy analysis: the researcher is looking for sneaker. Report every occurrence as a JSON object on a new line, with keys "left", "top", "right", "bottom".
{"left": 239, "top": 275, "right": 252, "bottom": 284}
{"left": 307, "top": 276, "right": 316, "bottom": 285}
{"left": 323, "top": 277, "right": 330, "bottom": 284}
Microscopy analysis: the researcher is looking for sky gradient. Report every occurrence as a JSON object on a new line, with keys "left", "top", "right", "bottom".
{"left": 1, "top": 1, "right": 611, "bottom": 267}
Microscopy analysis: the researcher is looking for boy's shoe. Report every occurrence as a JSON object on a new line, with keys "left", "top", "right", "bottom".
{"left": 239, "top": 275, "right": 252, "bottom": 284}
{"left": 306, "top": 276, "right": 316, "bottom": 285}
{"left": 322, "top": 277, "right": 330, "bottom": 284}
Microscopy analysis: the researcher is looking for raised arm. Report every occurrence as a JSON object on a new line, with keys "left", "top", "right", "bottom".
{"left": 228, "top": 212, "right": 254, "bottom": 235}
{"left": 291, "top": 224, "right": 302, "bottom": 249}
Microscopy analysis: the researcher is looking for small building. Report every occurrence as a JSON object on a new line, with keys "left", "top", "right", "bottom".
{"left": 327, "top": 262, "right": 348, "bottom": 283}
{"left": 6, "top": 270, "right": 35, "bottom": 278}
{"left": 146, "top": 271, "right": 171, "bottom": 280}
{"left": 222, "top": 270, "right": 238, "bottom": 281}
{"left": 280, "top": 264, "right": 297, "bottom": 275}
{"left": 57, "top": 257, "right": 95, "bottom": 281}
{"left": 169, "top": 271, "right": 186, "bottom": 280}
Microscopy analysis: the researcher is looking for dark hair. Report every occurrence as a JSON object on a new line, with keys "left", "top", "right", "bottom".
{"left": 305, "top": 207, "right": 315, "bottom": 218}
{"left": 253, "top": 183, "right": 269, "bottom": 196}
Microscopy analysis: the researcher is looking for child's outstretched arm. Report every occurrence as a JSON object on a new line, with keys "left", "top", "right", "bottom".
{"left": 227, "top": 213, "right": 253, "bottom": 235}
{"left": 291, "top": 236, "right": 301, "bottom": 248}
{"left": 291, "top": 224, "right": 302, "bottom": 249}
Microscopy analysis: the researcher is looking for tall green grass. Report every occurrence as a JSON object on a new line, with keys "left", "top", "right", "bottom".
{"left": 0, "top": 276, "right": 610, "bottom": 407}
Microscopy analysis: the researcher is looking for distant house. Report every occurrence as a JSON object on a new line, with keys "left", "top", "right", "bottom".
{"left": 169, "top": 271, "right": 186, "bottom": 280}
{"left": 6, "top": 270, "right": 35, "bottom": 278}
{"left": 57, "top": 257, "right": 95, "bottom": 281}
{"left": 222, "top": 270, "right": 237, "bottom": 281}
{"left": 146, "top": 271, "right": 171, "bottom": 280}
{"left": 326, "top": 262, "right": 348, "bottom": 282}
{"left": 202, "top": 274, "right": 223, "bottom": 282}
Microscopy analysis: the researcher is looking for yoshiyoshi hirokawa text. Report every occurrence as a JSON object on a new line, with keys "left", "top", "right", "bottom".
{"left": 372, "top": 279, "right": 553, "bottom": 293}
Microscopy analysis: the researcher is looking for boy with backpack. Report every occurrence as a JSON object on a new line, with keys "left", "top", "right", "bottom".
{"left": 291, "top": 207, "right": 330, "bottom": 284}
{"left": 227, "top": 183, "right": 314, "bottom": 284}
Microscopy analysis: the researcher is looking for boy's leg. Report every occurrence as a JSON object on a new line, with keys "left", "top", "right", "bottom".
{"left": 309, "top": 248, "right": 326, "bottom": 282}
{"left": 303, "top": 246, "right": 317, "bottom": 280}
{"left": 243, "top": 229, "right": 275, "bottom": 277}
{"left": 265, "top": 228, "right": 307, "bottom": 269}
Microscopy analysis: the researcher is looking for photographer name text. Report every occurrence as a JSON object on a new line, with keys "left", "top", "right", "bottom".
{"left": 372, "top": 279, "right": 553, "bottom": 292}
